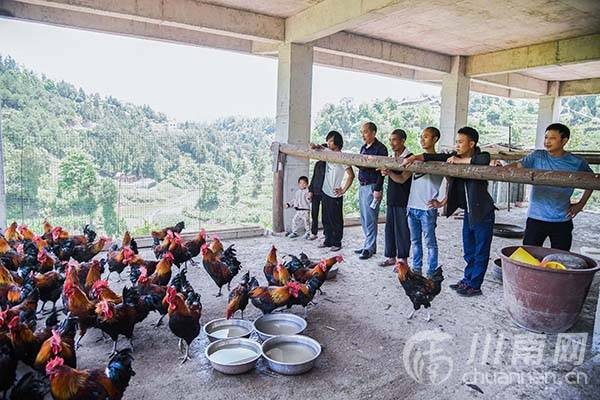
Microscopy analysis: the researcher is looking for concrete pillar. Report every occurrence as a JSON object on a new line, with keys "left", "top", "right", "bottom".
{"left": 439, "top": 56, "right": 470, "bottom": 151}
{"left": 535, "top": 81, "right": 561, "bottom": 149}
{"left": 275, "top": 43, "right": 313, "bottom": 231}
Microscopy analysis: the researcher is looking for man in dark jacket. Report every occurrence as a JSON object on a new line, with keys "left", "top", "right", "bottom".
{"left": 308, "top": 160, "right": 326, "bottom": 240}
{"left": 403, "top": 126, "right": 495, "bottom": 296}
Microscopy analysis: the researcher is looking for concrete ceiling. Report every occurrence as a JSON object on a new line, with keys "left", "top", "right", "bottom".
{"left": 522, "top": 60, "right": 600, "bottom": 81}
{"left": 347, "top": 0, "right": 600, "bottom": 56}
{"left": 203, "top": 0, "right": 322, "bottom": 18}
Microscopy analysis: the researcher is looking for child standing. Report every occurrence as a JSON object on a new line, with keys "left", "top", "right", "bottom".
{"left": 285, "top": 176, "right": 311, "bottom": 238}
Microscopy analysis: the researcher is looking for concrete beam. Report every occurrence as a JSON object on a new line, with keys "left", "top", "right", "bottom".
{"left": 470, "top": 82, "right": 538, "bottom": 99}
{"left": 314, "top": 32, "right": 452, "bottom": 73}
{"left": 4, "top": 0, "right": 284, "bottom": 42}
{"left": 472, "top": 73, "right": 548, "bottom": 95}
{"left": 466, "top": 33, "right": 600, "bottom": 76}
{"left": 0, "top": 0, "right": 254, "bottom": 53}
{"left": 559, "top": 78, "right": 600, "bottom": 97}
{"left": 285, "top": 0, "right": 408, "bottom": 43}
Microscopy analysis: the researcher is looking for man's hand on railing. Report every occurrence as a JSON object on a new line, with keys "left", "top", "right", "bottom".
{"left": 309, "top": 143, "right": 324, "bottom": 150}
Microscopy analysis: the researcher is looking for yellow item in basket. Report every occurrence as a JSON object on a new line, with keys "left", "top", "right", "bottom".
{"left": 509, "top": 247, "right": 540, "bottom": 266}
{"left": 540, "top": 261, "right": 567, "bottom": 270}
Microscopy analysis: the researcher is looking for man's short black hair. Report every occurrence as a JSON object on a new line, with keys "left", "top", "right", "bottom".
{"left": 425, "top": 126, "right": 441, "bottom": 141}
{"left": 364, "top": 122, "right": 377, "bottom": 133}
{"left": 298, "top": 176, "right": 309, "bottom": 184}
{"left": 326, "top": 130, "right": 344, "bottom": 149}
{"left": 457, "top": 126, "right": 479, "bottom": 144}
{"left": 391, "top": 129, "right": 407, "bottom": 140}
{"left": 546, "top": 123, "right": 570, "bottom": 139}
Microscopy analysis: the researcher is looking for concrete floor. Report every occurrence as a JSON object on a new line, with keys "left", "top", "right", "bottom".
{"left": 66, "top": 207, "right": 599, "bottom": 400}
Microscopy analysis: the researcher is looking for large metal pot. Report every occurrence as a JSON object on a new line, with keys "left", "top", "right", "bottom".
{"left": 500, "top": 246, "right": 599, "bottom": 333}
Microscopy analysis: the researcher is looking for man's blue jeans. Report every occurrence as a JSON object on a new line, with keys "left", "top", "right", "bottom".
{"left": 358, "top": 184, "right": 380, "bottom": 253}
{"left": 462, "top": 210, "right": 495, "bottom": 290}
{"left": 408, "top": 208, "right": 438, "bottom": 276}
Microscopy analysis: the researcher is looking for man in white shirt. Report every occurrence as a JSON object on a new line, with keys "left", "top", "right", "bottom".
{"left": 310, "top": 131, "right": 355, "bottom": 251}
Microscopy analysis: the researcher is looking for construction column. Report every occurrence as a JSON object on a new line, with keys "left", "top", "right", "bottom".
{"left": 535, "top": 81, "right": 561, "bottom": 149}
{"left": 439, "top": 56, "right": 470, "bottom": 150}
{"left": 274, "top": 43, "right": 313, "bottom": 232}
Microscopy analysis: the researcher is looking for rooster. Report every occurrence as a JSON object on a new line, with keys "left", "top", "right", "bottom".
{"left": 263, "top": 245, "right": 278, "bottom": 286}
{"left": 36, "top": 248, "right": 58, "bottom": 273}
{"left": 287, "top": 277, "right": 323, "bottom": 317}
{"left": 394, "top": 261, "right": 444, "bottom": 321}
{"left": 136, "top": 268, "right": 168, "bottom": 327}
{"left": 5, "top": 371, "right": 48, "bottom": 400}
{"left": 31, "top": 270, "right": 65, "bottom": 313}
{"left": 106, "top": 236, "right": 136, "bottom": 282}
{"left": 273, "top": 261, "right": 291, "bottom": 286}
{"left": 164, "top": 286, "right": 201, "bottom": 364}
{"left": 62, "top": 282, "right": 96, "bottom": 349}
{"left": 94, "top": 288, "right": 140, "bottom": 355}
{"left": 34, "top": 314, "right": 78, "bottom": 370}
{"left": 84, "top": 260, "right": 104, "bottom": 296}
{"left": 292, "top": 255, "right": 343, "bottom": 284}
{"left": 90, "top": 280, "right": 122, "bottom": 304}
{"left": 71, "top": 237, "right": 111, "bottom": 263}
{"left": 0, "top": 332, "right": 17, "bottom": 397}
{"left": 148, "top": 252, "right": 174, "bottom": 286}
{"left": 127, "top": 256, "right": 159, "bottom": 285}
{"left": 151, "top": 221, "right": 185, "bottom": 242}
{"left": 45, "top": 349, "right": 135, "bottom": 400}
{"left": 226, "top": 272, "right": 258, "bottom": 320}
{"left": 0, "top": 237, "right": 23, "bottom": 271}
{"left": 201, "top": 243, "right": 242, "bottom": 297}
{"left": 249, "top": 282, "right": 296, "bottom": 314}
{"left": 7, "top": 312, "right": 57, "bottom": 367}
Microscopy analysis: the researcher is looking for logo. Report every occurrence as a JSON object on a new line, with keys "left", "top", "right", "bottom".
{"left": 403, "top": 329, "right": 454, "bottom": 385}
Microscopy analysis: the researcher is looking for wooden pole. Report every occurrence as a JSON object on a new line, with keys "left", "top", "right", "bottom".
{"left": 0, "top": 98, "right": 6, "bottom": 229}
{"left": 271, "top": 143, "right": 285, "bottom": 233}
{"left": 275, "top": 142, "right": 600, "bottom": 191}
{"left": 488, "top": 149, "right": 600, "bottom": 164}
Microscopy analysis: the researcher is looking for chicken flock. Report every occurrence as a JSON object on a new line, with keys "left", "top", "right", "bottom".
{"left": 0, "top": 219, "right": 443, "bottom": 399}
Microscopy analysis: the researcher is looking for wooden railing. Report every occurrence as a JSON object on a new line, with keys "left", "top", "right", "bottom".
{"left": 271, "top": 142, "right": 600, "bottom": 231}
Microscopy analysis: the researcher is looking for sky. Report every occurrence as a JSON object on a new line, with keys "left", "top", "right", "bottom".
{"left": 0, "top": 18, "right": 440, "bottom": 122}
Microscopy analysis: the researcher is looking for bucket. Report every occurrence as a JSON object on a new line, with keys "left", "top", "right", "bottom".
{"left": 500, "top": 246, "right": 599, "bottom": 333}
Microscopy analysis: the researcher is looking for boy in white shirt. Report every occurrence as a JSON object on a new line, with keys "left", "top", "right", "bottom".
{"left": 285, "top": 176, "right": 311, "bottom": 238}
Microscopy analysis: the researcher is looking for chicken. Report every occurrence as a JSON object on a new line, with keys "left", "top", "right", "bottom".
{"left": 127, "top": 256, "right": 159, "bottom": 285}
{"left": 273, "top": 261, "right": 291, "bottom": 286}
{"left": 208, "top": 235, "right": 224, "bottom": 257}
{"left": 263, "top": 245, "right": 278, "bottom": 286}
{"left": 0, "top": 264, "right": 22, "bottom": 308}
{"left": 201, "top": 243, "right": 242, "bottom": 297}
{"left": 71, "top": 237, "right": 111, "bottom": 263}
{"left": 151, "top": 221, "right": 185, "bottom": 242}
{"left": 84, "top": 260, "right": 104, "bottom": 296}
{"left": 148, "top": 252, "right": 174, "bottom": 286}
{"left": 0, "top": 332, "right": 17, "bottom": 397}
{"left": 164, "top": 286, "right": 201, "bottom": 364}
{"left": 183, "top": 229, "right": 207, "bottom": 261}
{"left": 36, "top": 248, "right": 58, "bottom": 273}
{"left": 94, "top": 293, "right": 138, "bottom": 355}
{"left": 7, "top": 312, "right": 57, "bottom": 367}
{"left": 135, "top": 268, "right": 168, "bottom": 327}
{"left": 0, "top": 237, "right": 23, "bottom": 271}
{"left": 34, "top": 314, "right": 78, "bottom": 370}
{"left": 62, "top": 282, "right": 96, "bottom": 349}
{"left": 90, "top": 280, "right": 122, "bottom": 304}
{"left": 107, "top": 242, "right": 136, "bottom": 282}
{"left": 226, "top": 272, "right": 258, "bottom": 320}
{"left": 31, "top": 270, "right": 65, "bottom": 313}
{"left": 394, "top": 261, "right": 444, "bottom": 321}
{"left": 5, "top": 371, "right": 48, "bottom": 400}
{"left": 16, "top": 225, "right": 35, "bottom": 242}
{"left": 4, "top": 222, "right": 22, "bottom": 243}
{"left": 2, "top": 283, "right": 39, "bottom": 329}
{"left": 249, "top": 282, "right": 296, "bottom": 315}
{"left": 291, "top": 255, "right": 344, "bottom": 285}
{"left": 45, "top": 348, "right": 135, "bottom": 400}
{"left": 286, "top": 277, "right": 323, "bottom": 317}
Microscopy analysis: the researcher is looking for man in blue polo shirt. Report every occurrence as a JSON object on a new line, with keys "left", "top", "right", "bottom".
{"left": 509, "top": 123, "right": 593, "bottom": 250}
{"left": 355, "top": 122, "right": 388, "bottom": 260}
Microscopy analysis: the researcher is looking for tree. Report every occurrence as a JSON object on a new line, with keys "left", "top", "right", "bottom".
{"left": 56, "top": 150, "right": 98, "bottom": 218}
{"left": 98, "top": 178, "right": 120, "bottom": 235}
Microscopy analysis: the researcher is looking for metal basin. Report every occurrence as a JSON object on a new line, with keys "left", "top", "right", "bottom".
{"left": 203, "top": 318, "right": 254, "bottom": 343}
{"left": 205, "top": 338, "right": 262, "bottom": 374}
{"left": 253, "top": 313, "right": 307, "bottom": 341}
{"left": 326, "top": 265, "right": 339, "bottom": 280}
{"left": 261, "top": 335, "right": 321, "bottom": 375}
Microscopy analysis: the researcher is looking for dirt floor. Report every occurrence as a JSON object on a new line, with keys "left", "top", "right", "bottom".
{"left": 41, "top": 207, "right": 600, "bottom": 400}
